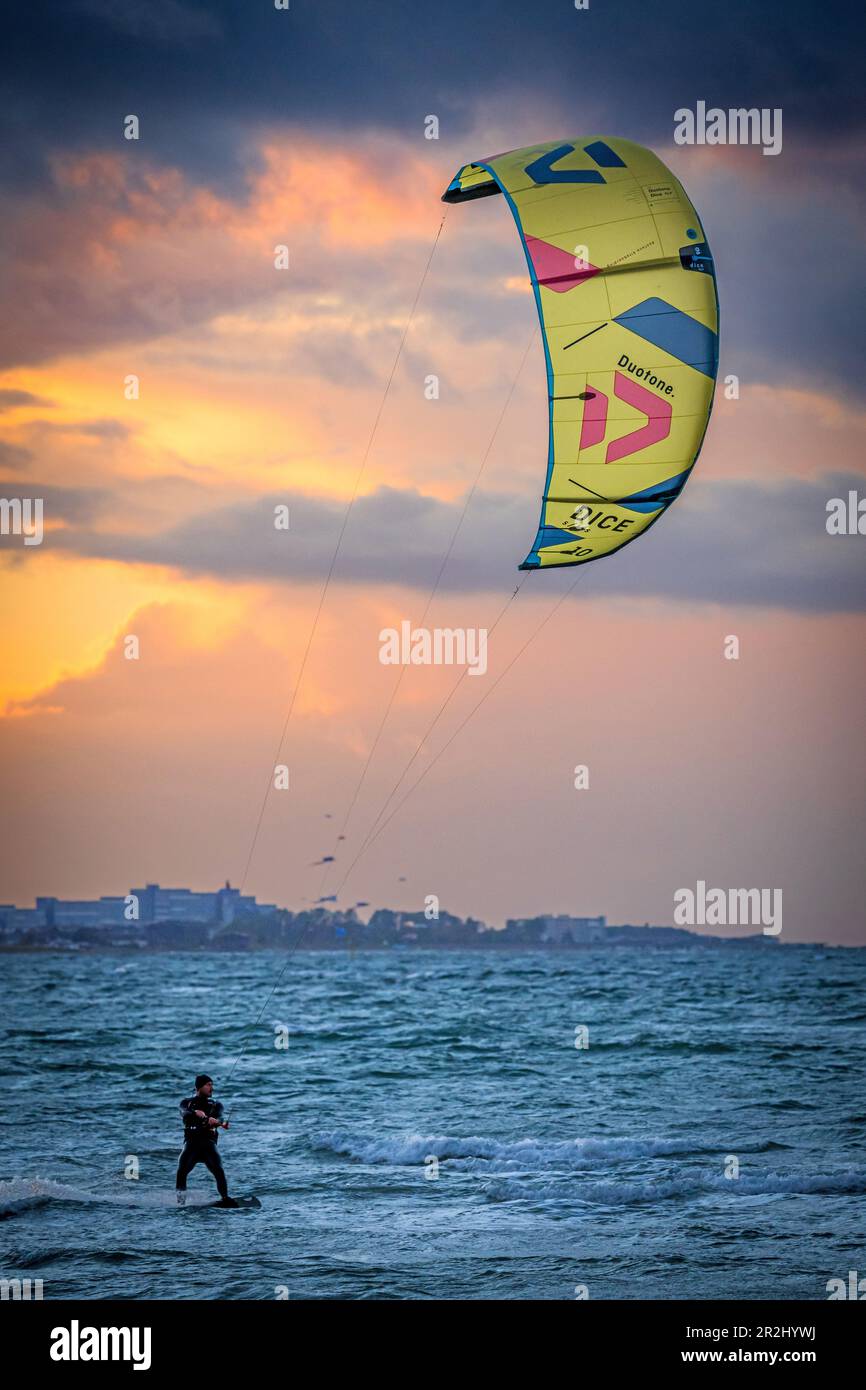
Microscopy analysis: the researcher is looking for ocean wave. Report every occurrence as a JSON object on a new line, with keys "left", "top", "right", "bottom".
{"left": 311, "top": 1131, "right": 775, "bottom": 1167}
{"left": 0, "top": 1177, "right": 212, "bottom": 1217}
{"left": 484, "top": 1168, "right": 866, "bottom": 1205}
{"left": 3, "top": 1245, "right": 188, "bottom": 1266}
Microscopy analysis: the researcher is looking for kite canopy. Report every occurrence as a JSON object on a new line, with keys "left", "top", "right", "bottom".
{"left": 443, "top": 137, "right": 719, "bottom": 569}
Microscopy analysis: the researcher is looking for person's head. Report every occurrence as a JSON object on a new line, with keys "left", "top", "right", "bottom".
{"left": 195, "top": 1074, "right": 213, "bottom": 1097}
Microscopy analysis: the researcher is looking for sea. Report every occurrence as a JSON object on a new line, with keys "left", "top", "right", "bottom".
{"left": 1, "top": 945, "right": 864, "bottom": 1301}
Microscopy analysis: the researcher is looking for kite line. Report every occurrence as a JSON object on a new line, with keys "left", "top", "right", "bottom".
{"left": 236, "top": 212, "right": 448, "bottom": 898}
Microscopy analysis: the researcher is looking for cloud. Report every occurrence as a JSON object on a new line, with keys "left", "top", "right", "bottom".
{"left": 0, "top": 138, "right": 441, "bottom": 370}
{"left": 72, "top": 0, "right": 223, "bottom": 44}
{"left": 0, "top": 478, "right": 112, "bottom": 535}
{"left": 0, "top": 442, "right": 33, "bottom": 471}
{"left": 4, "top": 2, "right": 864, "bottom": 191}
{"left": 680, "top": 159, "right": 866, "bottom": 403}
{"left": 30, "top": 417, "right": 133, "bottom": 440}
{"left": 2, "top": 119, "right": 863, "bottom": 420}
{"left": 0, "top": 389, "right": 53, "bottom": 412}
{"left": 17, "top": 473, "right": 865, "bottom": 614}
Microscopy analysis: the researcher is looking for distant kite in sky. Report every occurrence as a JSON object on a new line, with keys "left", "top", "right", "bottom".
{"left": 443, "top": 137, "right": 719, "bottom": 570}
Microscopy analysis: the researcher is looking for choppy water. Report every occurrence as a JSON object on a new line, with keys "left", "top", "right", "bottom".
{"left": 2, "top": 946, "right": 864, "bottom": 1300}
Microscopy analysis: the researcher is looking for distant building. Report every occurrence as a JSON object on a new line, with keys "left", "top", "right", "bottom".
{"left": 0, "top": 890, "right": 781, "bottom": 952}
{"left": 115, "top": 881, "right": 276, "bottom": 927}
{"left": 505, "top": 914, "right": 606, "bottom": 944}
{"left": 132, "top": 883, "right": 208, "bottom": 925}
{"left": 0, "top": 904, "right": 49, "bottom": 931}
{"left": 541, "top": 914, "right": 606, "bottom": 944}
{"left": 0, "top": 880, "right": 276, "bottom": 940}
{"left": 37, "top": 896, "right": 127, "bottom": 928}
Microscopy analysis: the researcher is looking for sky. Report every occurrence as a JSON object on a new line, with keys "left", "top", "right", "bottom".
{"left": 1, "top": 1, "right": 864, "bottom": 941}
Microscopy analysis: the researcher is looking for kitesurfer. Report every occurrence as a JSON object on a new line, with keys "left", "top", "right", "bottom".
{"left": 175, "top": 1073, "right": 237, "bottom": 1206}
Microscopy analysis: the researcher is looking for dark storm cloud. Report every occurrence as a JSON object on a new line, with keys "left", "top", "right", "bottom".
{"left": 2, "top": 2, "right": 863, "bottom": 191}
{"left": 29, "top": 473, "right": 866, "bottom": 613}
{"left": 72, "top": 0, "right": 224, "bottom": 44}
{"left": 1, "top": 2, "right": 862, "bottom": 398}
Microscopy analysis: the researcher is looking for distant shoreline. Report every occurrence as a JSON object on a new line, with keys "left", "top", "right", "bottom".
{"left": 0, "top": 939, "right": 844, "bottom": 955}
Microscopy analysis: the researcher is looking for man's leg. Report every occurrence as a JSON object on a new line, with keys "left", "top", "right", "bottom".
{"left": 176, "top": 1144, "right": 199, "bottom": 1192}
{"left": 202, "top": 1144, "right": 229, "bottom": 1201}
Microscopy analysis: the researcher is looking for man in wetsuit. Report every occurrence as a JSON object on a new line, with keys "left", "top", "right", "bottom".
{"left": 175, "top": 1073, "right": 236, "bottom": 1207}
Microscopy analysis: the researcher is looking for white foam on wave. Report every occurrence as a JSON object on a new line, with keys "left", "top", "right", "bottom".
{"left": 0, "top": 1176, "right": 211, "bottom": 1214}
{"left": 313, "top": 1131, "right": 698, "bottom": 1166}
{"left": 485, "top": 1168, "right": 866, "bottom": 1205}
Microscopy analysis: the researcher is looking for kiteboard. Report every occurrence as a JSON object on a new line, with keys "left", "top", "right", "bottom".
{"left": 211, "top": 1195, "right": 261, "bottom": 1209}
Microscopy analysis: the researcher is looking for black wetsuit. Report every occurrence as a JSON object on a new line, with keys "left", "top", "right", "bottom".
{"left": 175, "top": 1093, "right": 229, "bottom": 1200}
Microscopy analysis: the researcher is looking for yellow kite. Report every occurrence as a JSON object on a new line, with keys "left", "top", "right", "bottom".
{"left": 444, "top": 137, "right": 719, "bottom": 569}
